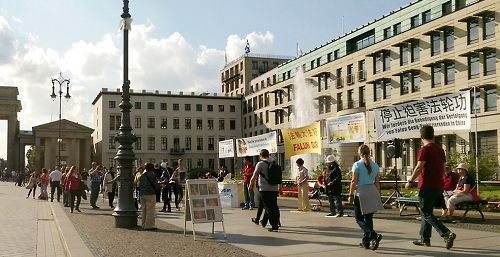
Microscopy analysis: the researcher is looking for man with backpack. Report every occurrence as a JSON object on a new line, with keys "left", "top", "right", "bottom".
{"left": 249, "top": 149, "right": 281, "bottom": 232}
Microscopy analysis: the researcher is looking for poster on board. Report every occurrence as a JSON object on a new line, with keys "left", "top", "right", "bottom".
{"left": 326, "top": 113, "right": 366, "bottom": 144}
{"left": 218, "top": 139, "right": 235, "bottom": 158}
{"left": 236, "top": 131, "right": 277, "bottom": 157}
{"left": 374, "top": 92, "right": 470, "bottom": 140}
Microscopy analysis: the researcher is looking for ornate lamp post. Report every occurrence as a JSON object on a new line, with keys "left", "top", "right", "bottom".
{"left": 51, "top": 73, "right": 71, "bottom": 167}
{"left": 112, "top": 0, "right": 138, "bottom": 228}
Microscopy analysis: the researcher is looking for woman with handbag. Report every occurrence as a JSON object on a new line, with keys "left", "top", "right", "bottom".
{"left": 348, "top": 144, "right": 383, "bottom": 251}
{"left": 26, "top": 171, "right": 40, "bottom": 199}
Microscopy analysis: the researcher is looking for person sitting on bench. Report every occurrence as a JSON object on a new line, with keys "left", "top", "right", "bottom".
{"left": 440, "top": 165, "right": 459, "bottom": 220}
{"left": 445, "top": 163, "right": 480, "bottom": 220}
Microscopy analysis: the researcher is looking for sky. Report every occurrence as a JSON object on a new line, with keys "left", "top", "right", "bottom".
{"left": 0, "top": 0, "right": 413, "bottom": 160}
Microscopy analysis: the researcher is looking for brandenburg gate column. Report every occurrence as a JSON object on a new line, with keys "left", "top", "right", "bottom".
{"left": 7, "top": 116, "right": 19, "bottom": 172}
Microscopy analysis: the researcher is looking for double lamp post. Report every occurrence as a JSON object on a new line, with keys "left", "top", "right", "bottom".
{"left": 50, "top": 73, "right": 71, "bottom": 167}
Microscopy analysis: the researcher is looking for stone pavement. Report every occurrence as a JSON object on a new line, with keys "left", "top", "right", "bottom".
{"left": 162, "top": 202, "right": 500, "bottom": 257}
{"left": 0, "top": 181, "right": 92, "bottom": 257}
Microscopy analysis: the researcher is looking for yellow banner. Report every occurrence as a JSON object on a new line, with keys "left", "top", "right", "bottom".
{"left": 282, "top": 122, "right": 322, "bottom": 159}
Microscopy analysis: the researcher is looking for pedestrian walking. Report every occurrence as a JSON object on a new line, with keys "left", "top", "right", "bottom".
{"left": 64, "top": 166, "right": 82, "bottom": 213}
{"left": 89, "top": 163, "right": 102, "bottom": 209}
{"left": 242, "top": 156, "right": 255, "bottom": 210}
{"left": 26, "top": 171, "right": 39, "bottom": 199}
{"left": 49, "top": 166, "right": 63, "bottom": 202}
{"left": 348, "top": 144, "right": 384, "bottom": 250}
{"left": 102, "top": 166, "right": 118, "bottom": 208}
{"left": 295, "top": 158, "right": 311, "bottom": 212}
{"left": 405, "top": 125, "right": 456, "bottom": 249}
{"left": 140, "top": 162, "right": 160, "bottom": 230}
{"left": 38, "top": 168, "right": 49, "bottom": 200}
{"left": 323, "top": 155, "right": 344, "bottom": 217}
{"left": 159, "top": 163, "right": 171, "bottom": 212}
{"left": 170, "top": 159, "right": 187, "bottom": 211}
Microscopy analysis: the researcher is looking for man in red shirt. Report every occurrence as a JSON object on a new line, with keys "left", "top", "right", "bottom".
{"left": 405, "top": 125, "right": 456, "bottom": 250}
{"left": 242, "top": 156, "right": 255, "bottom": 210}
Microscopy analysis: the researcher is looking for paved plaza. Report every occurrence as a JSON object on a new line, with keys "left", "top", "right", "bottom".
{"left": 1, "top": 181, "right": 499, "bottom": 257}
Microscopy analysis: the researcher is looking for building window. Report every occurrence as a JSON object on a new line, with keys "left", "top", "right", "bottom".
{"left": 197, "top": 137, "right": 203, "bottom": 150}
{"left": 185, "top": 118, "right": 191, "bottom": 129}
{"left": 229, "top": 119, "right": 236, "bottom": 130}
{"left": 334, "top": 49, "right": 339, "bottom": 59}
{"left": 327, "top": 52, "right": 332, "bottom": 62}
{"left": 147, "top": 137, "right": 155, "bottom": 151}
{"left": 173, "top": 137, "right": 180, "bottom": 151}
{"left": 265, "top": 110, "right": 269, "bottom": 123}
{"left": 218, "top": 105, "right": 224, "bottom": 112}
{"left": 147, "top": 102, "right": 155, "bottom": 110}
{"left": 185, "top": 137, "right": 191, "bottom": 150}
{"left": 412, "top": 73, "right": 421, "bottom": 92}
{"left": 483, "top": 13, "right": 495, "bottom": 40}
{"left": 196, "top": 104, "right": 202, "bottom": 111}
{"left": 173, "top": 103, "right": 179, "bottom": 111}
{"left": 485, "top": 87, "right": 497, "bottom": 112}
{"left": 230, "top": 105, "right": 236, "bottom": 112}
{"left": 161, "top": 137, "right": 168, "bottom": 151}
{"left": 359, "top": 86, "right": 366, "bottom": 107}
{"left": 161, "top": 118, "right": 167, "bottom": 129}
{"left": 383, "top": 27, "right": 392, "bottom": 39}
{"left": 219, "top": 119, "right": 225, "bottom": 130}
{"left": 445, "top": 62, "right": 455, "bottom": 85}
{"left": 337, "top": 92, "right": 343, "bottom": 111}
{"left": 135, "top": 136, "right": 141, "bottom": 150}
{"left": 374, "top": 55, "right": 381, "bottom": 74}
{"left": 336, "top": 68, "right": 343, "bottom": 88}
{"left": 254, "top": 114, "right": 258, "bottom": 126}
{"left": 197, "top": 159, "right": 203, "bottom": 168}
{"left": 432, "top": 64, "right": 442, "bottom": 87}
{"left": 160, "top": 103, "right": 167, "bottom": 110}
{"left": 347, "top": 64, "right": 354, "bottom": 85}
{"left": 109, "top": 101, "right": 116, "bottom": 108}
{"left": 358, "top": 60, "right": 366, "bottom": 81}
{"left": 422, "top": 10, "right": 431, "bottom": 24}
{"left": 431, "top": 34, "right": 440, "bottom": 56}
{"left": 185, "top": 104, "right": 191, "bottom": 111}
{"left": 400, "top": 45, "right": 408, "bottom": 66}
{"left": 134, "top": 116, "right": 141, "bottom": 128}
{"left": 383, "top": 51, "right": 390, "bottom": 71}
{"left": 468, "top": 54, "right": 480, "bottom": 79}
{"left": 442, "top": 1, "right": 452, "bottom": 15}
{"left": 109, "top": 136, "right": 116, "bottom": 150}
{"left": 467, "top": 19, "right": 479, "bottom": 44}
{"left": 252, "top": 61, "right": 258, "bottom": 69}
{"left": 444, "top": 29, "right": 454, "bottom": 52}
{"left": 147, "top": 117, "right": 155, "bottom": 128}
{"left": 411, "top": 41, "right": 420, "bottom": 62}
{"left": 134, "top": 102, "right": 141, "bottom": 109}
{"left": 207, "top": 105, "right": 213, "bottom": 112}
{"left": 484, "top": 51, "right": 496, "bottom": 76}
{"left": 401, "top": 73, "right": 410, "bottom": 95}
{"left": 208, "top": 159, "right": 215, "bottom": 170}
{"left": 173, "top": 118, "right": 179, "bottom": 129}
{"left": 347, "top": 90, "right": 354, "bottom": 109}
{"left": 208, "top": 137, "right": 215, "bottom": 151}
{"left": 410, "top": 15, "right": 419, "bottom": 28}
{"left": 384, "top": 80, "right": 391, "bottom": 99}
{"left": 109, "top": 115, "right": 121, "bottom": 131}
{"left": 471, "top": 90, "right": 481, "bottom": 114}
{"left": 393, "top": 23, "right": 401, "bottom": 35}
{"left": 374, "top": 81, "right": 382, "bottom": 102}
{"left": 196, "top": 119, "right": 203, "bottom": 130}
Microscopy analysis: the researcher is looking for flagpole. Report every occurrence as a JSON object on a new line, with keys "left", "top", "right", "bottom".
{"left": 474, "top": 87, "right": 479, "bottom": 195}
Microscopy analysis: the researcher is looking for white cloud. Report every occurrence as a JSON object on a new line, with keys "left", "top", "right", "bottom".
{"left": 225, "top": 31, "right": 274, "bottom": 62}
{"left": 0, "top": 15, "right": 276, "bottom": 159}
{"left": 11, "top": 16, "right": 22, "bottom": 24}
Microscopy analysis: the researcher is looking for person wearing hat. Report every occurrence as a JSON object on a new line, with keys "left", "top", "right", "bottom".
{"left": 140, "top": 162, "right": 160, "bottom": 230}
{"left": 445, "top": 163, "right": 480, "bottom": 220}
{"left": 322, "top": 155, "right": 344, "bottom": 217}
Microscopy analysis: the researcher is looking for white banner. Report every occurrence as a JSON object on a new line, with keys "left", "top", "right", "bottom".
{"left": 236, "top": 131, "right": 277, "bottom": 157}
{"left": 218, "top": 139, "right": 235, "bottom": 158}
{"left": 374, "top": 92, "right": 470, "bottom": 140}
{"left": 326, "top": 113, "right": 366, "bottom": 144}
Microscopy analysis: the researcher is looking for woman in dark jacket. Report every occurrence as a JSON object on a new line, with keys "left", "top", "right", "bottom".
{"left": 323, "top": 155, "right": 344, "bottom": 217}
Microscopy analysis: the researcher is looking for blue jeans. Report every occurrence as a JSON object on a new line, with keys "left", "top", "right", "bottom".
{"left": 354, "top": 196, "right": 377, "bottom": 247}
{"left": 90, "top": 183, "right": 100, "bottom": 207}
{"left": 418, "top": 189, "right": 451, "bottom": 241}
{"left": 326, "top": 190, "right": 344, "bottom": 215}
{"left": 243, "top": 183, "right": 254, "bottom": 208}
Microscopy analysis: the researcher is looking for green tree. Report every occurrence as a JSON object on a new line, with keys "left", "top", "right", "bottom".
{"left": 26, "top": 146, "right": 36, "bottom": 170}
{"left": 446, "top": 150, "right": 498, "bottom": 181}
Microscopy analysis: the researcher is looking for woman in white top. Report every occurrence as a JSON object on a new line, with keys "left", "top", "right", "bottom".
{"left": 295, "top": 158, "right": 311, "bottom": 212}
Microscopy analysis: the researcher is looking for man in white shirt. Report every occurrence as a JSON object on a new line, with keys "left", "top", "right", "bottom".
{"left": 49, "top": 166, "right": 63, "bottom": 202}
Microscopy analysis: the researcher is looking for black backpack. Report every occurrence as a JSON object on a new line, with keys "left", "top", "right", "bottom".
{"left": 261, "top": 160, "right": 282, "bottom": 185}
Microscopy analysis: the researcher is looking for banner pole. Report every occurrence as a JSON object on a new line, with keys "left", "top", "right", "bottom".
{"left": 473, "top": 87, "right": 480, "bottom": 195}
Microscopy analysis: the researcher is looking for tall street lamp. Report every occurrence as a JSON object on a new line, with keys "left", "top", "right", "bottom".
{"left": 113, "top": 0, "right": 138, "bottom": 228}
{"left": 51, "top": 72, "right": 71, "bottom": 167}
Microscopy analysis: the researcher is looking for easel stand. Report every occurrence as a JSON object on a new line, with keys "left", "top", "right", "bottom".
{"left": 383, "top": 157, "right": 403, "bottom": 206}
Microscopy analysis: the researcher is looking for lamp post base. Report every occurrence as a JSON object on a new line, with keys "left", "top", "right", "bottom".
{"left": 112, "top": 211, "right": 138, "bottom": 228}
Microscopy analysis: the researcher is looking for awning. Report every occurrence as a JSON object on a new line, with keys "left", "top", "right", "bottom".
{"left": 393, "top": 69, "right": 420, "bottom": 76}
{"left": 366, "top": 49, "right": 390, "bottom": 57}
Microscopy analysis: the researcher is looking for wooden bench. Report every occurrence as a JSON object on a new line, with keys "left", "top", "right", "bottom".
{"left": 395, "top": 197, "right": 487, "bottom": 220}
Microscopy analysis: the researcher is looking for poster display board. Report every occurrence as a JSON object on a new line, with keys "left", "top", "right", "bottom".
{"left": 374, "top": 92, "right": 470, "bottom": 140}
{"left": 184, "top": 179, "right": 226, "bottom": 240}
{"left": 236, "top": 131, "right": 277, "bottom": 157}
{"left": 282, "top": 122, "right": 322, "bottom": 158}
{"left": 326, "top": 113, "right": 366, "bottom": 144}
{"left": 218, "top": 139, "right": 235, "bottom": 158}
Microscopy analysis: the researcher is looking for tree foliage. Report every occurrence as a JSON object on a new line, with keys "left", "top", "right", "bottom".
{"left": 446, "top": 151, "right": 498, "bottom": 181}
{"left": 26, "top": 146, "right": 36, "bottom": 170}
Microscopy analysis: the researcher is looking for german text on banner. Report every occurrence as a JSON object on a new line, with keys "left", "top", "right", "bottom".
{"left": 236, "top": 131, "right": 277, "bottom": 157}
{"left": 374, "top": 92, "right": 470, "bottom": 140}
{"left": 282, "top": 122, "right": 322, "bottom": 159}
{"left": 218, "top": 139, "right": 235, "bottom": 158}
{"left": 326, "top": 113, "right": 366, "bottom": 144}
